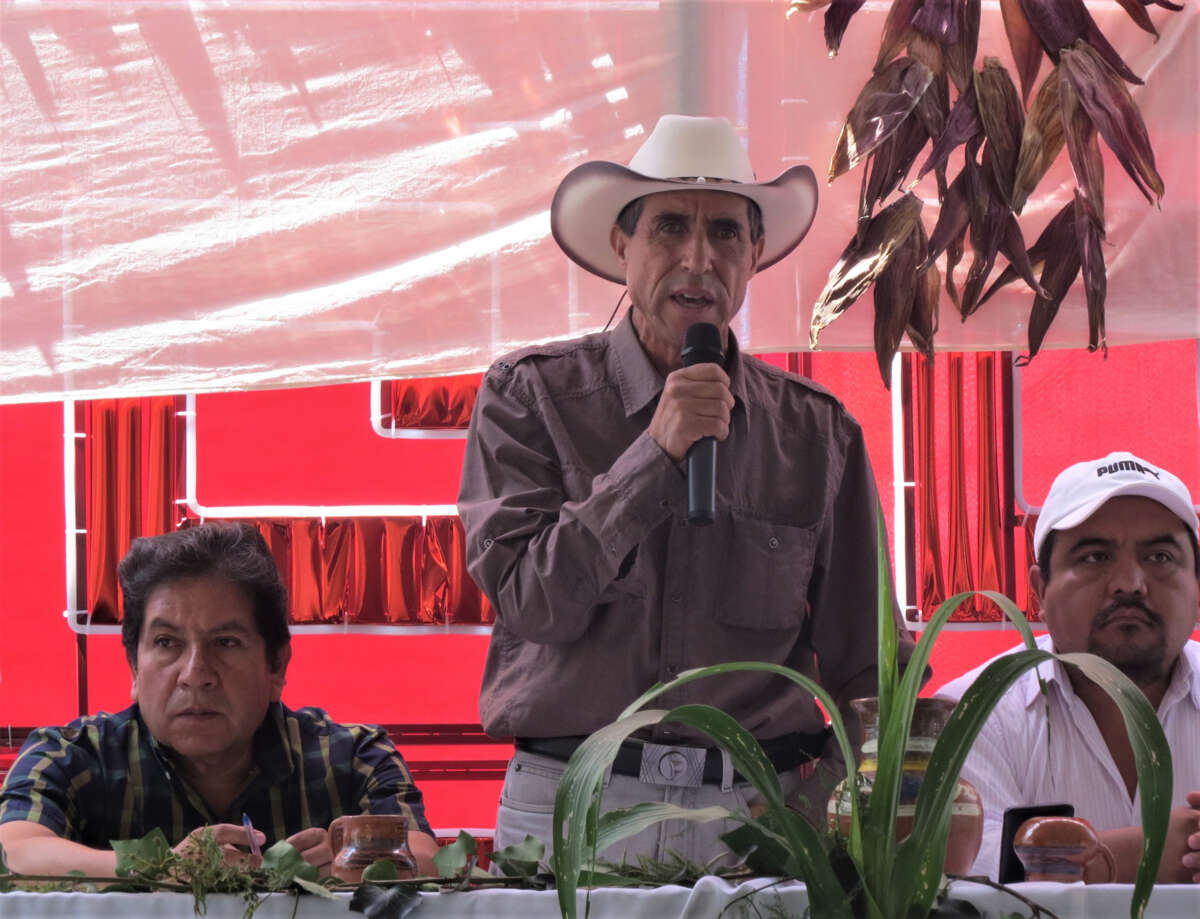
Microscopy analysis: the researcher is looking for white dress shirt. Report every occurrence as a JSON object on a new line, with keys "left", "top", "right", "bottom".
{"left": 935, "top": 635, "right": 1200, "bottom": 879}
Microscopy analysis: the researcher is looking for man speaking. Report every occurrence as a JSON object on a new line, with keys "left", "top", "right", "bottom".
{"left": 458, "top": 115, "right": 909, "bottom": 864}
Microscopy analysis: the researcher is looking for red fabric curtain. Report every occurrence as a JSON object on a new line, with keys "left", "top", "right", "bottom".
{"left": 974, "top": 354, "right": 1005, "bottom": 618}
{"left": 945, "top": 355, "right": 975, "bottom": 610}
{"left": 382, "top": 374, "right": 482, "bottom": 429}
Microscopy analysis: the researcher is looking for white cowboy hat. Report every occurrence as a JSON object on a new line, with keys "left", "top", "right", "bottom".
{"left": 550, "top": 115, "right": 818, "bottom": 285}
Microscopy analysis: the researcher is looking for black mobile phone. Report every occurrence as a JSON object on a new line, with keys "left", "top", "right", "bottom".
{"left": 998, "top": 803, "right": 1075, "bottom": 883}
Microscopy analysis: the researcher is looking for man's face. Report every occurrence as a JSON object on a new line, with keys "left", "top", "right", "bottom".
{"left": 132, "top": 574, "right": 289, "bottom": 769}
{"left": 1033, "top": 496, "right": 1200, "bottom": 686}
{"left": 611, "top": 189, "right": 763, "bottom": 373}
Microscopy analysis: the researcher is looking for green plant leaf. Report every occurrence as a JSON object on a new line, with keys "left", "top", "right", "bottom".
{"left": 361, "top": 859, "right": 399, "bottom": 882}
{"left": 293, "top": 875, "right": 335, "bottom": 898}
{"left": 489, "top": 834, "right": 545, "bottom": 879}
{"left": 880, "top": 590, "right": 1035, "bottom": 912}
{"left": 553, "top": 698, "right": 853, "bottom": 919}
{"left": 112, "top": 828, "right": 171, "bottom": 878}
{"left": 432, "top": 830, "right": 477, "bottom": 878}
{"left": 592, "top": 802, "right": 733, "bottom": 860}
{"left": 260, "top": 839, "right": 319, "bottom": 884}
{"left": 720, "top": 822, "right": 793, "bottom": 876}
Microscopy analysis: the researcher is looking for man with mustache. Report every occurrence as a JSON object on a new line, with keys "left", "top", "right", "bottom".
{"left": 0, "top": 523, "right": 439, "bottom": 876}
{"left": 459, "top": 115, "right": 913, "bottom": 864}
{"left": 937, "top": 451, "right": 1200, "bottom": 882}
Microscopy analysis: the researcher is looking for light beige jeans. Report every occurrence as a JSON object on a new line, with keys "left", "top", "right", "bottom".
{"left": 493, "top": 748, "right": 820, "bottom": 868}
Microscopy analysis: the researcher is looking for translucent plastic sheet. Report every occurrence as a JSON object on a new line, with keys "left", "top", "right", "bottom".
{"left": 1, "top": 1, "right": 1196, "bottom": 403}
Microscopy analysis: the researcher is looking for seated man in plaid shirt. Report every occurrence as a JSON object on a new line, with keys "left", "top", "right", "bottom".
{"left": 0, "top": 522, "right": 439, "bottom": 876}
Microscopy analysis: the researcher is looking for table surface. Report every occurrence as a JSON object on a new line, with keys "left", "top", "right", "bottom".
{"left": 2, "top": 877, "right": 1199, "bottom": 918}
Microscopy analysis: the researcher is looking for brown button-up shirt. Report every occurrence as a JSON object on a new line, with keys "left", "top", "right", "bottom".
{"left": 459, "top": 311, "right": 904, "bottom": 746}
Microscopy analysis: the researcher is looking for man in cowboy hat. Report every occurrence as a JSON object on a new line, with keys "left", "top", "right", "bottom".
{"left": 937, "top": 452, "right": 1200, "bottom": 882}
{"left": 458, "top": 115, "right": 910, "bottom": 863}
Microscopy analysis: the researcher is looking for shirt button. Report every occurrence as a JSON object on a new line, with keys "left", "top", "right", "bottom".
{"left": 671, "top": 593, "right": 682, "bottom": 603}
{"left": 482, "top": 538, "right": 494, "bottom": 549}
{"left": 768, "top": 537, "right": 780, "bottom": 549}
{"left": 498, "top": 361, "right": 512, "bottom": 370}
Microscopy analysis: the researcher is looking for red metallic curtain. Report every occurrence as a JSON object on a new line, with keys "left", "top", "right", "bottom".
{"left": 382, "top": 374, "right": 481, "bottom": 429}
{"left": 913, "top": 354, "right": 1014, "bottom": 621}
{"left": 84, "top": 396, "right": 180, "bottom": 623}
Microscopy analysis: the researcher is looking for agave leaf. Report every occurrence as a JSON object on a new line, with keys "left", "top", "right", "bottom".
{"left": 1012, "top": 67, "right": 1065, "bottom": 213}
{"left": 810, "top": 192, "right": 924, "bottom": 346}
{"left": 1000, "top": 0, "right": 1043, "bottom": 103}
{"left": 1060, "top": 40, "right": 1163, "bottom": 206}
{"left": 824, "top": 0, "right": 868, "bottom": 55}
{"left": 943, "top": 0, "right": 981, "bottom": 94}
{"left": 1113, "top": 0, "right": 1158, "bottom": 36}
{"left": 974, "top": 57, "right": 1025, "bottom": 206}
{"left": 592, "top": 802, "right": 735, "bottom": 861}
{"left": 898, "top": 647, "right": 1170, "bottom": 918}
{"left": 1074, "top": 187, "right": 1107, "bottom": 355}
{"left": 720, "top": 822, "right": 794, "bottom": 876}
{"left": 830, "top": 58, "right": 934, "bottom": 182}
{"left": 874, "top": 0, "right": 922, "bottom": 72}
{"left": 911, "top": 0, "right": 958, "bottom": 44}
{"left": 917, "top": 82, "right": 980, "bottom": 181}
{"left": 1059, "top": 68, "right": 1106, "bottom": 231}
{"left": 1016, "top": 0, "right": 1142, "bottom": 84}
{"left": 886, "top": 590, "right": 1038, "bottom": 910}
{"left": 873, "top": 223, "right": 922, "bottom": 388}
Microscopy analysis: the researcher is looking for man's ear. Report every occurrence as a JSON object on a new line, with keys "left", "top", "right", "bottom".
{"left": 1030, "top": 565, "right": 1047, "bottom": 607}
{"left": 610, "top": 225, "right": 629, "bottom": 268}
{"left": 130, "top": 666, "right": 139, "bottom": 703}
{"left": 270, "top": 643, "right": 292, "bottom": 701}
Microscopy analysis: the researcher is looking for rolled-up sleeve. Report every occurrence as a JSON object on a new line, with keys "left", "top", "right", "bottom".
{"left": 354, "top": 726, "right": 433, "bottom": 837}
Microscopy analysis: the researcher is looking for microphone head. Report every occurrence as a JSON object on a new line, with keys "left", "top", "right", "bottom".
{"left": 681, "top": 322, "right": 724, "bottom": 367}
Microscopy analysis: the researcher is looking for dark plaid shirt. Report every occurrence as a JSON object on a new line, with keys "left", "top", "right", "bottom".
{"left": 0, "top": 703, "right": 431, "bottom": 848}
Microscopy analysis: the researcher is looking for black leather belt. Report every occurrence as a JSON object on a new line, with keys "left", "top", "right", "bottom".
{"left": 515, "top": 728, "right": 830, "bottom": 785}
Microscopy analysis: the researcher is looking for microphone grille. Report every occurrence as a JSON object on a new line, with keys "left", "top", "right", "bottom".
{"left": 681, "top": 322, "right": 723, "bottom": 367}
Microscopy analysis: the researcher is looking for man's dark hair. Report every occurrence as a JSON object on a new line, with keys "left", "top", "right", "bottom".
{"left": 615, "top": 193, "right": 764, "bottom": 244}
{"left": 1037, "top": 524, "right": 1200, "bottom": 582}
{"left": 118, "top": 522, "right": 291, "bottom": 668}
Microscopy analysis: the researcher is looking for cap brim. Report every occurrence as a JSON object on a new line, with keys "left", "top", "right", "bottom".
{"left": 1034, "top": 481, "right": 1200, "bottom": 557}
{"left": 550, "top": 161, "right": 819, "bottom": 284}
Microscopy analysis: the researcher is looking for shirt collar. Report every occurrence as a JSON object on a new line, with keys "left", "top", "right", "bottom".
{"left": 136, "top": 701, "right": 294, "bottom": 785}
{"left": 1021, "top": 636, "right": 1200, "bottom": 713}
{"left": 609, "top": 309, "right": 750, "bottom": 418}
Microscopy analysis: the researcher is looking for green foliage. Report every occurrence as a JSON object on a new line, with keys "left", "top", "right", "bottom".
{"left": 432, "top": 830, "right": 477, "bottom": 878}
{"left": 550, "top": 513, "right": 1174, "bottom": 919}
{"left": 489, "top": 834, "right": 546, "bottom": 879}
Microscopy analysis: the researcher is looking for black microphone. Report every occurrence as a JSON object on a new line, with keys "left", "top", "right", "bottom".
{"left": 681, "top": 322, "right": 724, "bottom": 526}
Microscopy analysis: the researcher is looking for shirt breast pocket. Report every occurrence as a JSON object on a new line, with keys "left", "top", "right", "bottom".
{"left": 714, "top": 514, "right": 817, "bottom": 631}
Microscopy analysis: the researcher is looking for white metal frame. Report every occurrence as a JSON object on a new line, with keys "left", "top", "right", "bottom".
{"left": 62, "top": 388, "right": 489, "bottom": 636}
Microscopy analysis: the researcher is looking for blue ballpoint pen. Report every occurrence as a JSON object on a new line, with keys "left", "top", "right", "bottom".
{"left": 242, "top": 812, "right": 262, "bottom": 858}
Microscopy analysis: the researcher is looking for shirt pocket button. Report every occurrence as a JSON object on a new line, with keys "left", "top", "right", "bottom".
{"left": 768, "top": 537, "right": 780, "bottom": 549}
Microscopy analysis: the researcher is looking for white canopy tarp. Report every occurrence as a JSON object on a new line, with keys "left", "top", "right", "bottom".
{"left": 1, "top": 1, "right": 1196, "bottom": 403}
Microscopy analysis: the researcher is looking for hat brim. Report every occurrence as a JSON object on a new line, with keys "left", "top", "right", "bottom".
{"left": 550, "top": 161, "right": 819, "bottom": 284}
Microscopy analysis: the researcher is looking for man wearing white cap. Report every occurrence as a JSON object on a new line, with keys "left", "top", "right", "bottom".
{"left": 937, "top": 451, "right": 1200, "bottom": 882}
{"left": 458, "top": 115, "right": 912, "bottom": 864}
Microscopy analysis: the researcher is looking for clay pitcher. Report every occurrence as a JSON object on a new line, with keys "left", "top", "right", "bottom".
{"left": 328, "top": 814, "right": 417, "bottom": 883}
{"left": 1013, "top": 816, "right": 1116, "bottom": 883}
{"left": 826, "top": 697, "right": 983, "bottom": 874}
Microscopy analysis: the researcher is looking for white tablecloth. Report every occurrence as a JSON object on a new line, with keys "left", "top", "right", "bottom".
{"left": 2, "top": 877, "right": 1198, "bottom": 917}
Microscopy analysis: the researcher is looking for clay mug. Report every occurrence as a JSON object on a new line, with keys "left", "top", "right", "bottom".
{"left": 328, "top": 814, "right": 417, "bottom": 883}
{"left": 1013, "top": 816, "right": 1116, "bottom": 883}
